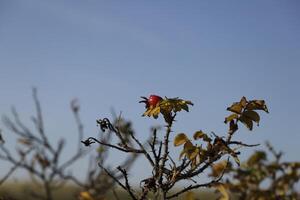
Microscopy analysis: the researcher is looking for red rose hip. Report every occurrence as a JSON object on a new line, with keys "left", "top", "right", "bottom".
{"left": 139, "top": 95, "right": 162, "bottom": 108}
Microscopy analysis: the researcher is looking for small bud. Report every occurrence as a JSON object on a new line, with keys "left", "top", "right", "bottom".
{"left": 81, "top": 139, "right": 94, "bottom": 146}
{"left": 96, "top": 118, "right": 110, "bottom": 132}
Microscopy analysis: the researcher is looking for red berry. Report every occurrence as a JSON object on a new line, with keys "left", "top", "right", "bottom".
{"left": 148, "top": 95, "right": 162, "bottom": 107}
{"left": 139, "top": 95, "right": 163, "bottom": 108}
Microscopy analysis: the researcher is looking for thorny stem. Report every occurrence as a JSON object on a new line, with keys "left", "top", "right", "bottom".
{"left": 84, "top": 137, "right": 144, "bottom": 154}
{"left": 157, "top": 113, "right": 176, "bottom": 197}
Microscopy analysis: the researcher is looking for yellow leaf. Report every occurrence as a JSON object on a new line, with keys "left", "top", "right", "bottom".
{"left": 187, "top": 147, "right": 199, "bottom": 160}
{"left": 240, "top": 96, "right": 248, "bottom": 108}
{"left": 246, "top": 100, "right": 269, "bottom": 113}
{"left": 227, "top": 102, "right": 243, "bottom": 114}
{"left": 193, "top": 131, "right": 212, "bottom": 142}
{"left": 211, "top": 160, "right": 227, "bottom": 177}
{"left": 174, "top": 133, "right": 189, "bottom": 146}
{"left": 160, "top": 98, "right": 193, "bottom": 114}
{"left": 150, "top": 106, "right": 161, "bottom": 119}
{"left": 224, "top": 114, "right": 239, "bottom": 124}
{"left": 182, "top": 141, "right": 200, "bottom": 162}
{"left": 243, "top": 110, "right": 260, "bottom": 124}
{"left": 143, "top": 107, "right": 152, "bottom": 117}
{"left": 193, "top": 131, "right": 205, "bottom": 140}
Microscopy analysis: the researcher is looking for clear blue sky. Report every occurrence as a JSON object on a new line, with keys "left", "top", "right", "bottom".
{"left": 0, "top": 0, "right": 300, "bottom": 183}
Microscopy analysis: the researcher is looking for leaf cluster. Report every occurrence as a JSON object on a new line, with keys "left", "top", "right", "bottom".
{"left": 213, "top": 143, "right": 300, "bottom": 200}
{"left": 142, "top": 97, "right": 193, "bottom": 123}
{"left": 225, "top": 97, "right": 268, "bottom": 132}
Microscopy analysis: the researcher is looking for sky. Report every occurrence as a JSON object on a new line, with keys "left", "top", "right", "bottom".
{"left": 0, "top": 0, "right": 300, "bottom": 184}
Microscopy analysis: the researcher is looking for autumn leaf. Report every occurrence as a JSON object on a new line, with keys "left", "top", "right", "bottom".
{"left": 183, "top": 140, "right": 195, "bottom": 151}
{"left": 239, "top": 115, "right": 253, "bottom": 130}
{"left": 211, "top": 160, "right": 228, "bottom": 177}
{"left": 246, "top": 100, "right": 269, "bottom": 113}
{"left": 240, "top": 96, "right": 248, "bottom": 108}
{"left": 179, "top": 140, "right": 197, "bottom": 160}
{"left": 224, "top": 114, "right": 239, "bottom": 124}
{"left": 227, "top": 102, "right": 243, "bottom": 114}
{"left": 243, "top": 110, "right": 260, "bottom": 124}
{"left": 149, "top": 106, "right": 161, "bottom": 119}
{"left": 187, "top": 147, "right": 200, "bottom": 160}
{"left": 142, "top": 97, "right": 193, "bottom": 122}
{"left": 193, "top": 131, "right": 212, "bottom": 142}
{"left": 174, "top": 133, "right": 189, "bottom": 146}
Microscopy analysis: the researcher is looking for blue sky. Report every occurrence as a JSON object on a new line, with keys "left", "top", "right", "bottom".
{"left": 0, "top": 0, "right": 300, "bottom": 183}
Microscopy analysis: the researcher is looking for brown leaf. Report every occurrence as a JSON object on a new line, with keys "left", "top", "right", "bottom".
{"left": 243, "top": 110, "right": 260, "bottom": 124}
{"left": 239, "top": 115, "right": 253, "bottom": 130}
